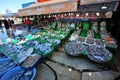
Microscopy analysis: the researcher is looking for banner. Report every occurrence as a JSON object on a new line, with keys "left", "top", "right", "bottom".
{"left": 19, "top": 1, "right": 77, "bottom": 16}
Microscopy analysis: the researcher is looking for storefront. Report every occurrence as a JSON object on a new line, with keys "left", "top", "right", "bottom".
{"left": 0, "top": 0, "right": 120, "bottom": 80}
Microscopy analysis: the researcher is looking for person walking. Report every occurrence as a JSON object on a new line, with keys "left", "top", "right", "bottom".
{"left": 25, "top": 18, "right": 31, "bottom": 32}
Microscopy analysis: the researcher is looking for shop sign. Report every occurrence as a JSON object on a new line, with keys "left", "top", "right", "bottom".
{"left": 19, "top": 1, "right": 77, "bottom": 16}
{"left": 50, "top": 4, "right": 65, "bottom": 9}
{"left": 18, "top": 9, "right": 30, "bottom": 16}
{"left": 36, "top": 7, "right": 45, "bottom": 14}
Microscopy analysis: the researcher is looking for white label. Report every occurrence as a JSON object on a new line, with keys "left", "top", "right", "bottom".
{"left": 36, "top": 7, "right": 45, "bottom": 14}
{"left": 51, "top": 4, "right": 64, "bottom": 9}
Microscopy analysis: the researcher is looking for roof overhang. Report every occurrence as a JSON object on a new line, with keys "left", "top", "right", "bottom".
{"left": 18, "top": 0, "right": 77, "bottom": 16}
{"left": 80, "top": 0, "right": 120, "bottom": 5}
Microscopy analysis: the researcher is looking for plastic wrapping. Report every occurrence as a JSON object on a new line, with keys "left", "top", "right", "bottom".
{"left": 0, "top": 58, "right": 16, "bottom": 77}
{"left": 1, "top": 66, "right": 36, "bottom": 80}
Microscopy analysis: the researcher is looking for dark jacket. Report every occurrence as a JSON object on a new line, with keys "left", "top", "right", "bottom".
{"left": 3, "top": 19, "right": 9, "bottom": 29}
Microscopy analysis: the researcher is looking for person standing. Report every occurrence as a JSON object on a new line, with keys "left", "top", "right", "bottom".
{"left": 22, "top": 18, "right": 25, "bottom": 24}
{"left": 25, "top": 18, "right": 31, "bottom": 31}
{"left": 8, "top": 19, "right": 12, "bottom": 29}
{"left": 10, "top": 19, "right": 14, "bottom": 25}
{"left": 3, "top": 19, "right": 9, "bottom": 29}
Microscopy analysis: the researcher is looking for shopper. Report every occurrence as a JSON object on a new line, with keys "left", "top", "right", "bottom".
{"left": 8, "top": 19, "right": 12, "bottom": 29}
{"left": 25, "top": 18, "right": 31, "bottom": 31}
{"left": 10, "top": 19, "right": 14, "bottom": 25}
{"left": 33, "top": 16, "right": 38, "bottom": 25}
{"left": 3, "top": 19, "right": 9, "bottom": 29}
{"left": 22, "top": 18, "right": 25, "bottom": 24}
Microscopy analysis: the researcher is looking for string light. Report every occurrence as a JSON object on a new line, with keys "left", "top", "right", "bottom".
{"left": 96, "top": 12, "right": 100, "bottom": 16}
{"left": 68, "top": 68, "right": 72, "bottom": 72}
{"left": 86, "top": 13, "right": 89, "bottom": 16}
{"left": 76, "top": 14, "right": 79, "bottom": 17}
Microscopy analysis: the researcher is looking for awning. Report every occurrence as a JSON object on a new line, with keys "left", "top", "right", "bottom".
{"left": 80, "top": 0, "right": 120, "bottom": 5}
{"left": 18, "top": 0, "right": 77, "bottom": 16}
